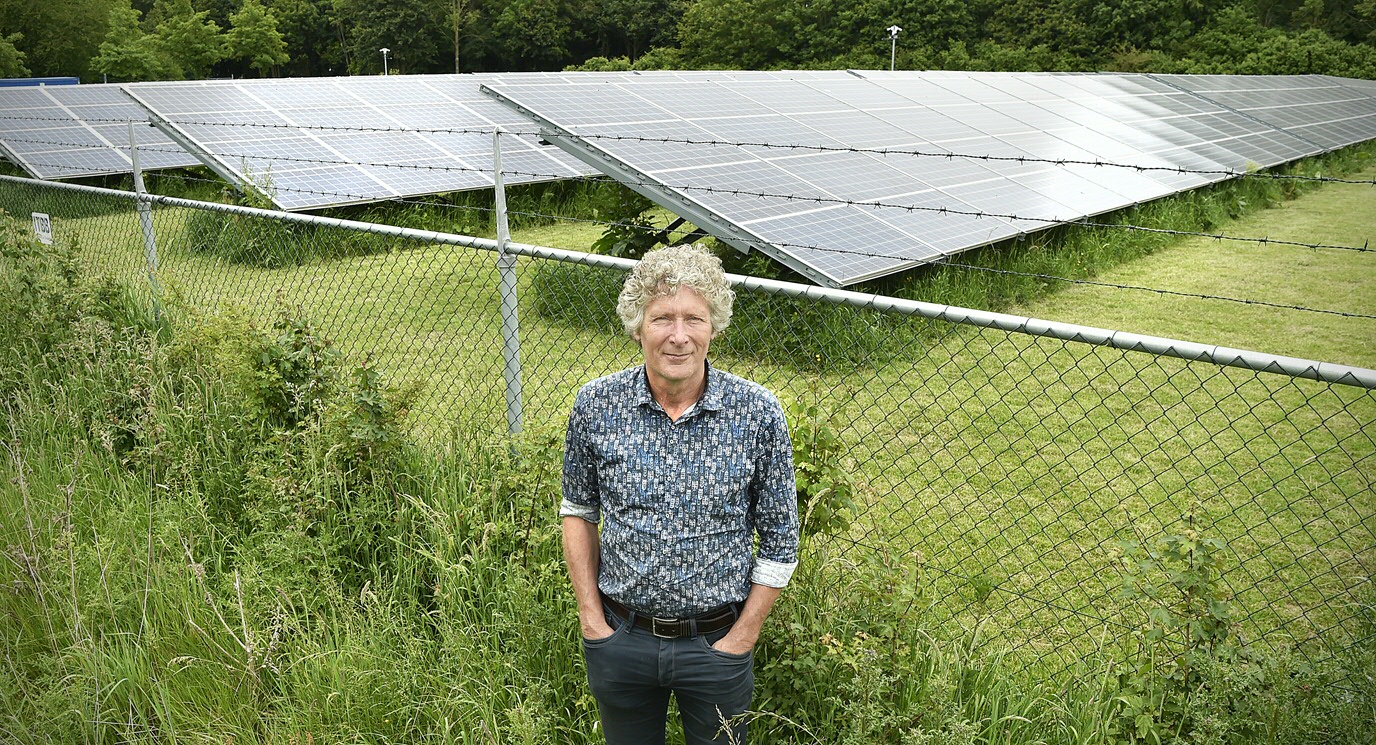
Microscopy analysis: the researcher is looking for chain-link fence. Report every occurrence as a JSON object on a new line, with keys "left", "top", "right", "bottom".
{"left": 2, "top": 171, "right": 1372, "bottom": 678}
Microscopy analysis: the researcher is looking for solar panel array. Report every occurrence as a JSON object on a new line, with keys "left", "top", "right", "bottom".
{"left": 483, "top": 71, "right": 1376, "bottom": 287}
{"left": 121, "top": 75, "right": 601, "bottom": 210}
{"left": 0, "top": 84, "right": 200, "bottom": 178}
{"left": 1, "top": 71, "right": 1371, "bottom": 285}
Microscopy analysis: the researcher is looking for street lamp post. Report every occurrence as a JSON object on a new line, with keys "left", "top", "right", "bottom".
{"left": 380, "top": 47, "right": 391, "bottom": 76}
{"left": 887, "top": 25, "right": 901, "bottom": 71}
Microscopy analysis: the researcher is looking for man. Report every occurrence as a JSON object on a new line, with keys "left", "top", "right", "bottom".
{"left": 561, "top": 244, "right": 800, "bottom": 745}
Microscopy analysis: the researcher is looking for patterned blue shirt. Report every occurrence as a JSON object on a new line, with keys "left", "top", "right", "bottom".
{"left": 560, "top": 362, "right": 799, "bottom": 618}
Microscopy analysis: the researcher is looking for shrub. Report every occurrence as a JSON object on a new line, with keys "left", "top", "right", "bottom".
{"left": 788, "top": 388, "right": 859, "bottom": 540}
{"left": 1113, "top": 515, "right": 1236, "bottom": 743}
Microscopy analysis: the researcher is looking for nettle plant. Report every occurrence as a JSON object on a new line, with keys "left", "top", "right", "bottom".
{"left": 1113, "top": 512, "right": 1235, "bottom": 744}
{"left": 787, "top": 388, "right": 858, "bottom": 541}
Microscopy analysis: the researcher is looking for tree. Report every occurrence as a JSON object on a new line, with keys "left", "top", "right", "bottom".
{"left": 1359, "top": 0, "right": 1376, "bottom": 41}
{"left": 1175, "top": 4, "right": 1279, "bottom": 70}
{"left": 268, "top": 0, "right": 346, "bottom": 76}
{"left": 590, "top": 0, "right": 684, "bottom": 61}
{"left": 333, "top": 0, "right": 450, "bottom": 74}
{"left": 90, "top": 0, "right": 177, "bottom": 81}
{"left": 0, "top": 0, "right": 112, "bottom": 78}
{"left": 676, "top": 0, "right": 980, "bottom": 70}
{"left": 226, "top": 0, "right": 289, "bottom": 76}
{"left": 0, "top": 32, "right": 30, "bottom": 77}
{"left": 1237, "top": 27, "right": 1376, "bottom": 75}
{"left": 984, "top": 0, "right": 1097, "bottom": 58}
{"left": 485, "top": 0, "right": 580, "bottom": 70}
{"left": 1291, "top": 0, "right": 1328, "bottom": 27}
{"left": 450, "top": 0, "right": 470, "bottom": 72}
{"left": 677, "top": 0, "right": 792, "bottom": 69}
{"left": 1079, "top": 0, "right": 1203, "bottom": 50}
{"left": 151, "top": 0, "right": 226, "bottom": 78}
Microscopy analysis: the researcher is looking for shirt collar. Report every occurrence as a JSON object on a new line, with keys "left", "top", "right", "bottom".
{"left": 634, "top": 360, "right": 724, "bottom": 416}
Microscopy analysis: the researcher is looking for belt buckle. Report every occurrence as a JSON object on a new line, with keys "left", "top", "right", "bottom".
{"left": 650, "top": 616, "right": 681, "bottom": 639}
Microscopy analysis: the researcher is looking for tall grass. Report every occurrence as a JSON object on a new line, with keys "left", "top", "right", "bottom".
{"left": 2, "top": 208, "right": 1372, "bottom": 744}
{"left": 0, "top": 215, "right": 591, "bottom": 741}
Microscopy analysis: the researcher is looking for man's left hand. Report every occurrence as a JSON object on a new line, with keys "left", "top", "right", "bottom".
{"left": 709, "top": 583, "right": 780, "bottom": 656}
{"left": 711, "top": 634, "right": 755, "bottom": 656}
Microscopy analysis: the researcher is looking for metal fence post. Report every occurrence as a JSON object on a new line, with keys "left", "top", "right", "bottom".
{"left": 493, "top": 128, "right": 523, "bottom": 437}
{"left": 129, "top": 123, "right": 161, "bottom": 317}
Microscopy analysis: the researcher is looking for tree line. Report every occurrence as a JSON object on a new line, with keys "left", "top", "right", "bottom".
{"left": 1, "top": 0, "right": 1374, "bottom": 82}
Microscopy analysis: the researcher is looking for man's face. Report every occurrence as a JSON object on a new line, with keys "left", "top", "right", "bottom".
{"left": 635, "top": 287, "right": 716, "bottom": 390}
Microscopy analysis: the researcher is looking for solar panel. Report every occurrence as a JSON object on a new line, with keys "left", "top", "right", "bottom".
{"left": 484, "top": 72, "right": 1376, "bottom": 287}
{"left": 0, "top": 84, "right": 198, "bottom": 179}
{"left": 121, "top": 74, "right": 602, "bottom": 211}
{"left": 1326, "top": 75, "right": 1376, "bottom": 100}
{"left": 1144, "top": 74, "right": 1376, "bottom": 153}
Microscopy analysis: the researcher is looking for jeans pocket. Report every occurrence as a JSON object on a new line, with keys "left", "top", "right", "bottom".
{"left": 697, "top": 634, "right": 753, "bottom": 662}
{"left": 581, "top": 609, "right": 628, "bottom": 649}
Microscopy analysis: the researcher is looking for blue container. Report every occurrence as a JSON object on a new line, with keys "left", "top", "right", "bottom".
{"left": 0, "top": 77, "right": 80, "bottom": 87}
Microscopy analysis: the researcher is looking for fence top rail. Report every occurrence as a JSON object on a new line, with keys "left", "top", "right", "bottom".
{"left": 6, "top": 173, "right": 1374, "bottom": 390}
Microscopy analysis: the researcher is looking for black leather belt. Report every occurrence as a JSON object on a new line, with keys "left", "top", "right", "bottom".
{"left": 601, "top": 593, "right": 740, "bottom": 639}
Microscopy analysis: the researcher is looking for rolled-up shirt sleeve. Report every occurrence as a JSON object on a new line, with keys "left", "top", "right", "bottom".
{"left": 560, "top": 391, "right": 601, "bottom": 523}
{"left": 749, "top": 396, "right": 799, "bottom": 588}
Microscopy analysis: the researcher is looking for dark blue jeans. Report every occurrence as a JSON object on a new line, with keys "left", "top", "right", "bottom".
{"left": 582, "top": 605, "right": 754, "bottom": 745}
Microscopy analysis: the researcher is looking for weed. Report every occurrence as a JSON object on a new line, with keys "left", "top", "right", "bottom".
{"left": 788, "top": 387, "right": 859, "bottom": 540}
{"left": 257, "top": 304, "right": 340, "bottom": 428}
{"left": 587, "top": 186, "right": 663, "bottom": 259}
{"left": 1112, "top": 512, "right": 1237, "bottom": 743}
{"left": 332, "top": 356, "right": 415, "bottom": 469}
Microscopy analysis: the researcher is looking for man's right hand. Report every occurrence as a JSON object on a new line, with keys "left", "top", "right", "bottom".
{"left": 580, "top": 613, "right": 616, "bottom": 642}
{"left": 564, "top": 516, "right": 614, "bottom": 641}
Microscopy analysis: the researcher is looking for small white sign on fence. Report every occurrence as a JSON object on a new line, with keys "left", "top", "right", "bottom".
{"left": 31, "top": 212, "right": 53, "bottom": 245}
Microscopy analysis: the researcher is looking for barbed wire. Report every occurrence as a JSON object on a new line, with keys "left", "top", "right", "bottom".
{"left": 3, "top": 113, "right": 1374, "bottom": 186}
{"left": 656, "top": 181, "right": 1376, "bottom": 255}
{"left": 0, "top": 135, "right": 584, "bottom": 182}
{"left": 24, "top": 134, "right": 1376, "bottom": 256}
{"left": 11, "top": 136, "right": 1372, "bottom": 257}
{"left": 421, "top": 199, "right": 1374, "bottom": 320}
{"left": 0, "top": 113, "right": 546, "bottom": 138}
{"left": 11, "top": 159, "right": 1370, "bottom": 319}
{"left": 526, "top": 130, "right": 1376, "bottom": 186}
{"left": 111, "top": 172, "right": 1372, "bottom": 320}
{"left": 0, "top": 140, "right": 200, "bottom": 161}
{"left": 11, "top": 134, "right": 1376, "bottom": 319}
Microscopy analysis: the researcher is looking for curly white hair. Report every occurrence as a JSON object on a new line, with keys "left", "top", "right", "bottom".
{"left": 616, "top": 244, "right": 735, "bottom": 336}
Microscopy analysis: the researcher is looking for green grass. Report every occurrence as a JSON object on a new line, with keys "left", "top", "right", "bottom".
{"left": 6, "top": 151, "right": 1373, "bottom": 659}
{"left": 1014, "top": 163, "right": 1376, "bottom": 369}
{"left": 0, "top": 150, "right": 1373, "bottom": 743}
